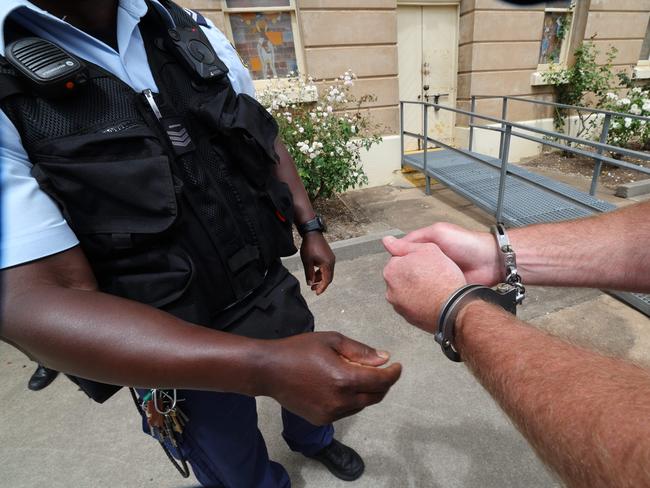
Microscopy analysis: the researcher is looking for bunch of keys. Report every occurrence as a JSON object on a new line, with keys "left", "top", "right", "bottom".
{"left": 141, "top": 389, "right": 189, "bottom": 448}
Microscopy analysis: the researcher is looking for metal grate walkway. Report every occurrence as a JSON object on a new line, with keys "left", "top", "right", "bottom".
{"left": 403, "top": 149, "right": 616, "bottom": 227}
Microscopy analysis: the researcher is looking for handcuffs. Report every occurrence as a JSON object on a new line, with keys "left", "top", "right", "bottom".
{"left": 434, "top": 223, "right": 526, "bottom": 362}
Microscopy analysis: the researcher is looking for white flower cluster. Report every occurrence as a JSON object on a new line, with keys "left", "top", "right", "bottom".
{"left": 296, "top": 140, "right": 324, "bottom": 159}
{"left": 257, "top": 70, "right": 381, "bottom": 199}
{"left": 602, "top": 87, "right": 650, "bottom": 147}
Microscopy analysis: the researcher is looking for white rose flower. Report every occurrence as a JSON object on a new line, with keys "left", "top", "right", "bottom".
{"left": 624, "top": 117, "right": 632, "bottom": 128}
{"left": 630, "top": 104, "right": 642, "bottom": 115}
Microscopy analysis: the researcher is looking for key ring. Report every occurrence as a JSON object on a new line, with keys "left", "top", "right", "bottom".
{"left": 152, "top": 388, "right": 177, "bottom": 415}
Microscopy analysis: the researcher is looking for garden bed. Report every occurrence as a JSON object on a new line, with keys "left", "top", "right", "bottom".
{"left": 292, "top": 194, "right": 371, "bottom": 246}
{"left": 521, "top": 150, "right": 650, "bottom": 189}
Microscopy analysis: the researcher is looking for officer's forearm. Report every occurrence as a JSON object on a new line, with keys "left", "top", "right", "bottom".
{"left": 2, "top": 281, "right": 268, "bottom": 396}
{"left": 509, "top": 200, "right": 650, "bottom": 292}
{"left": 273, "top": 139, "right": 316, "bottom": 225}
{"left": 455, "top": 301, "right": 650, "bottom": 488}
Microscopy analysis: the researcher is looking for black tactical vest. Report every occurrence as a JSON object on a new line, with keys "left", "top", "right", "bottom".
{"left": 0, "top": 1, "right": 297, "bottom": 401}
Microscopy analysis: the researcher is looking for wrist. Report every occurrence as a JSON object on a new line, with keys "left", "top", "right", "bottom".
{"left": 436, "top": 283, "right": 519, "bottom": 361}
{"left": 454, "top": 300, "right": 505, "bottom": 355}
{"left": 240, "top": 339, "right": 276, "bottom": 397}
{"left": 297, "top": 214, "right": 327, "bottom": 237}
{"left": 296, "top": 211, "right": 317, "bottom": 226}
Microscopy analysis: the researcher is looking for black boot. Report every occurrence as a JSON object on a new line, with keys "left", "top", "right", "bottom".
{"left": 28, "top": 365, "right": 59, "bottom": 391}
{"left": 307, "top": 439, "right": 365, "bottom": 481}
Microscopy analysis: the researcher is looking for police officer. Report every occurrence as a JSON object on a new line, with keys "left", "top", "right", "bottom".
{"left": 0, "top": 1, "right": 402, "bottom": 486}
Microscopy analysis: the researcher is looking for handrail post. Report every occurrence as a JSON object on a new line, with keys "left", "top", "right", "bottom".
{"left": 400, "top": 101, "right": 405, "bottom": 169}
{"left": 495, "top": 124, "right": 512, "bottom": 222}
{"left": 468, "top": 95, "right": 476, "bottom": 152}
{"left": 423, "top": 103, "right": 431, "bottom": 195}
{"left": 498, "top": 97, "right": 509, "bottom": 159}
{"left": 589, "top": 113, "right": 611, "bottom": 196}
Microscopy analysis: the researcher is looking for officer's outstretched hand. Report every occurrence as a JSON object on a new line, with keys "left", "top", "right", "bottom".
{"left": 264, "top": 332, "right": 401, "bottom": 425}
{"left": 300, "top": 232, "right": 335, "bottom": 295}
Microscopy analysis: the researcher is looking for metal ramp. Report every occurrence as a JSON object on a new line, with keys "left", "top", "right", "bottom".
{"left": 403, "top": 149, "right": 615, "bottom": 227}
{"left": 400, "top": 96, "right": 650, "bottom": 317}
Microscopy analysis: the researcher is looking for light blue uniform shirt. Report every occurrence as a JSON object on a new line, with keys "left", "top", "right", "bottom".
{"left": 0, "top": 0, "right": 255, "bottom": 268}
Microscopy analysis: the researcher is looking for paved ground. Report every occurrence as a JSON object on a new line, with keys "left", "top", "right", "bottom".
{"left": 1, "top": 178, "right": 648, "bottom": 488}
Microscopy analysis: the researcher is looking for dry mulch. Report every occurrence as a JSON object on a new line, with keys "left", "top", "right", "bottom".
{"left": 292, "top": 194, "right": 371, "bottom": 246}
{"left": 522, "top": 149, "right": 650, "bottom": 189}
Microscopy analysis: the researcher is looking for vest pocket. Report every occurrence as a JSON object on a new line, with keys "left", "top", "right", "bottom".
{"left": 194, "top": 92, "right": 279, "bottom": 188}
{"left": 31, "top": 126, "right": 178, "bottom": 236}
{"left": 31, "top": 155, "right": 177, "bottom": 235}
{"left": 30, "top": 130, "right": 192, "bottom": 308}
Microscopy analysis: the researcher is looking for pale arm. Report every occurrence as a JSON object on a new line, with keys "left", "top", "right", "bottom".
{"left": 402, "top": 200, "right": 650, "bottom": 292}
{"left": 509, "top": 201, "right": 650, "bottom": 291}
{"left": 383, "top": 236, "right": 650, "bottom": 488}
{"left": 456, "top": 301, "right": 650, "bottom": 488}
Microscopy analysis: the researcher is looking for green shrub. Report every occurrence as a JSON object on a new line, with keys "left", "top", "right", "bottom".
{"left": 601, "top": 88, "right": 650, "bottom": 148}
{"left": 542, "top": 42, "right": 619, "bottom": 139}
{"left": 258, "top": 72, "right": 382, "bottom": 201}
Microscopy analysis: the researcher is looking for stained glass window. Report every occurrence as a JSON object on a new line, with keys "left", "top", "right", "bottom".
{"left": 226, "top": 0, "right": 290, "bottom": 8}
{"left": 539, "top": 12, "right": 571, "bottom": 64}
{"left": 545, "top": 0, "right": 572, "bottom": 7}
{"left": 229, "top": 11, "right": 298, "bottom": 79}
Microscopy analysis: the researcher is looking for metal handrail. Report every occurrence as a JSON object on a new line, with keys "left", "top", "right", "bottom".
{"left": 401, "top": 100, "right": 650, "bottom": 164}
{"left": 466, "top": 124, "right": 650, "bottom": 175}
{"left": 471, "top": 94, "right": 650, "bottom": 122}
{"left": 399, "top": 98, "right": 650, "bottom": 221}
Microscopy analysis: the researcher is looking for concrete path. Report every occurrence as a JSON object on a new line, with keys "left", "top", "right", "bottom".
{"left": 1, "top": 181, "right": 648, "bottom": 488}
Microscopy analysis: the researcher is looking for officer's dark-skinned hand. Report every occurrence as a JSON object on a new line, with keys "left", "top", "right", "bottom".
{"left": 261, "top": 332, "right": 402, "bottom": 425}
{"left": 2, "top": 247, "right": 400, "bottom": 428}
{"left": 300, "top": 231, "right": 336, "bottom": 295}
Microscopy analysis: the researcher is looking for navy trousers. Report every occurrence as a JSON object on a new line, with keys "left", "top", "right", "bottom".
{"left": 140, "top": 264, "right": 334, "bottom": 487}
{"left": 147, "top": 390, "right": 334, "bottom": 487}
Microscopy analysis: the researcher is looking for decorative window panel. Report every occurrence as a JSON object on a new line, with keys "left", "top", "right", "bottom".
{"left": 228, "top": 12, "right": 297, "bottom": 79}
{"left": 537, "top": 2, "right": 574, "bottom": 66}
{"left": 221, "top": 0, "right": 301, "bottom": 81}
{"left": 539, "top": 12, "right": 569, "bottom": 64}
{"left": 544, "top": 0, "right": 571, "bottom": 7}
{"left": 226, "top": 0, "right": 290, "bottom": 7}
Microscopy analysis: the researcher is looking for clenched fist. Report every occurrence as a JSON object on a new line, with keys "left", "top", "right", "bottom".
{"left": 382, "top": 236, "right": 467, "bottom": 333}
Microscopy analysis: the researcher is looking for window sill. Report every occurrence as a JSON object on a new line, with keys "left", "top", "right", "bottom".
{"left": 530, "top": 71, "right": 551, "bottom": 86}
{"left": 633, "top": 65, "right": 650, "bottom": 80}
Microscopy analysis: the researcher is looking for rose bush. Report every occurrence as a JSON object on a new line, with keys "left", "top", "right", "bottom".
{"left": 258, "top": 71, "right": 382, "bottom": 201}
{"left": 601, "top": 88, "right": 650, "bottom": 148}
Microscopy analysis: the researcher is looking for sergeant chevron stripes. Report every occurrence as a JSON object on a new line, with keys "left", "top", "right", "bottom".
{"left": 167, "top": 124, "right": 192, "bottom": 147}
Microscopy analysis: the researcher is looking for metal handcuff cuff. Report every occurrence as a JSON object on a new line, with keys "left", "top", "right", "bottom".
{"left": 434, "top": 224, "right": 526, "bottom": 362}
